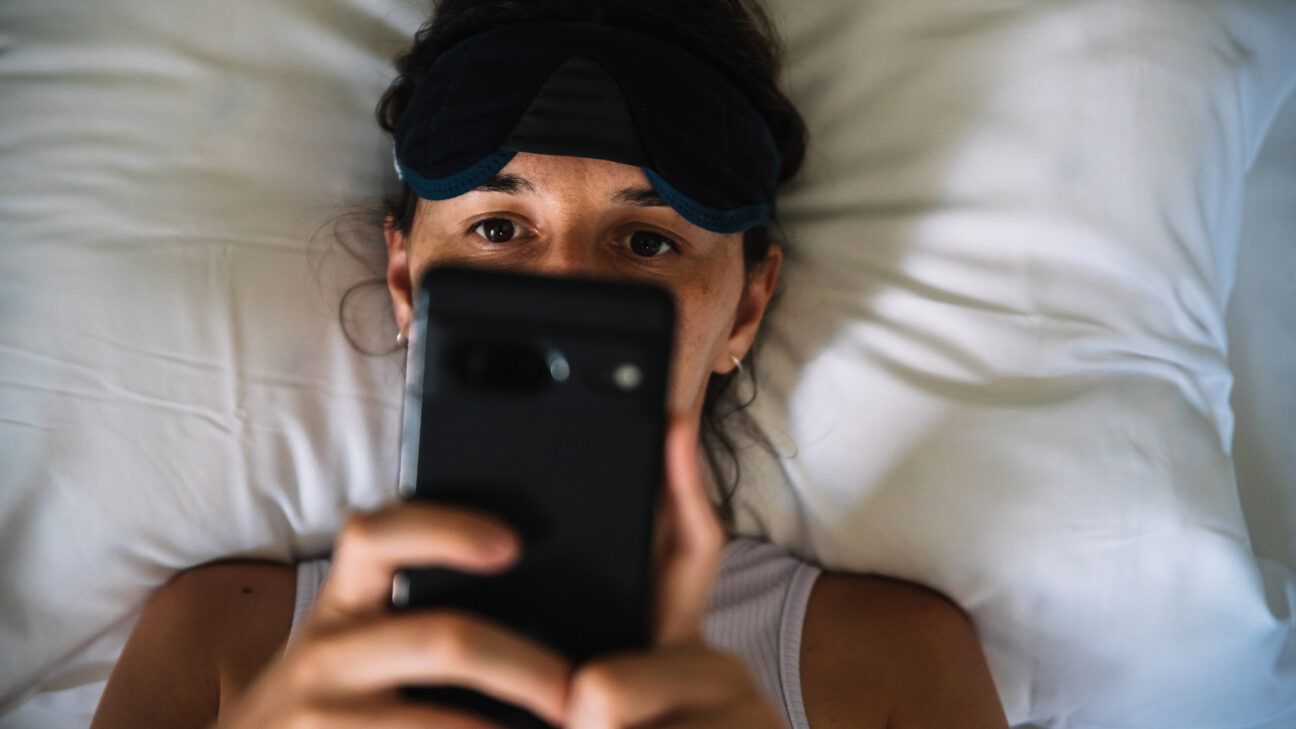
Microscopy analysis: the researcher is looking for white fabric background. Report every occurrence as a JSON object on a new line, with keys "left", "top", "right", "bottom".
{"left": 1, "top": 1, "right": 1294, "bottom": 727}
{"left": 1231, "top": 91, "right": 1296, "bottom": 575}
{"left": 0, "top": 0, "right": 420, "bottom": 716}
{"left": 726, "top": 2, "right": 1296, "bottom": 725}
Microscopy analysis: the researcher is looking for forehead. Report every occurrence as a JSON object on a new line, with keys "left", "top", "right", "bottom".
{"left": 406, "top": 150, "right": 731, "bottom": 245}
{"left": 495, "top": 152, "right": 651, "bottom": 193}
{"left": 411, "top": 150, "right": 681, "bottom": 226}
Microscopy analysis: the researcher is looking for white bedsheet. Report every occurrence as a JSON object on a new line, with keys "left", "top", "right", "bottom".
{"left": 1231, "top": 91, "right": 1296, "bottom": 573}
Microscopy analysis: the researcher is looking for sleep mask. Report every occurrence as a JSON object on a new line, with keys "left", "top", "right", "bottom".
{"left": 392, "top": 21, "right": 781, "bottom": 234}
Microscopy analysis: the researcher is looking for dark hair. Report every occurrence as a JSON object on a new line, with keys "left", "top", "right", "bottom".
{"left": 347, "top": 0, "right": 808, "bottom": 530}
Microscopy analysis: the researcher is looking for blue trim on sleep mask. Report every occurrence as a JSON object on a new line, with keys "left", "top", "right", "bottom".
{"left": 396, "top": 151, "right": 517, "bottom": 201}
{"left": 391, "top": 22, "right": 781, "bottom": 235}
{"left": 641, "top": 168, "right": 772, "bottom": 234}
{"left": 394, "top": 149, "right": 771, "bottom": 235}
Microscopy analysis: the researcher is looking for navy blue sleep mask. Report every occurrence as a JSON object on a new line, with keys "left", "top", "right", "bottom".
{"left": 391, "top": 21, "right": 781, "bottom": 234}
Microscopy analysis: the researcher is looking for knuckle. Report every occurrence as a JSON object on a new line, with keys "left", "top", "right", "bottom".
{"left": 336, "top": 512, "right": 378, "bottom": 555}
{"left": 423, "top": 611, "right": 478, "bottom": 666}
{"left": 285, "top": 637, "right": 336, "bottom": 692}
{"left": 572, "top": 660, "right": 626, "bottom": 700}
{"left": 569, "top": 672, "right": 617, "bottom": 726}
{"left": 283, "top": 653, "right": 320, "bottom": 694}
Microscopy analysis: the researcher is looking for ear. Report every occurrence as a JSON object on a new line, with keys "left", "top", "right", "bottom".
{"left": 714, "top": 243, "right": 783, "bottom": 374}
{"left": 385, "top": 217, "right": 413, "bottom": 339}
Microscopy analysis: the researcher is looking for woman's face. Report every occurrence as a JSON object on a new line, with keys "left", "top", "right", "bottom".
{"left": 385, "top": 152, "right": 781, "bottom": 422}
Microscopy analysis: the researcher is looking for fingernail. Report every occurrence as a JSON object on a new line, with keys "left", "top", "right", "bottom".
{"left": 484, "top": 529, "right": 518, "bottom": 558}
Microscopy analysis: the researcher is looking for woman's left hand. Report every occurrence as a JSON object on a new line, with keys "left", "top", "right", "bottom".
{"left": 564, "top": 417, "right": 784, "bottom": 729}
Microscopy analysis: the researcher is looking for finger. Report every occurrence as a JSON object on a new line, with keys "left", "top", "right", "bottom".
{"left": 221, "top": 682, "right": 507, "bottom": 729}
{"left": 652, "top": 416, "right": 727, "bottom": 647}
{"left": 289, "top": 609, "right": 570, "bottom": 726}
{"left": 282, "top": 695, "right": 506, "bottom": 729}
{"left": 566, "top": 645, "right": 750, "bottom": 729}
{"left": 311, "top": 502, "right": 520, "bottom": 626}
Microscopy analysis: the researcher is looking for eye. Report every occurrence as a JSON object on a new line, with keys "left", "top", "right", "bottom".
{"left": 628, "top": 230, "right": 678, "bottom": 258}
{"left": 471, "top": 218, "right": 523, "bottom": 243}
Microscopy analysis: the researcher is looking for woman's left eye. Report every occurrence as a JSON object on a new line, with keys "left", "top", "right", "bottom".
{"left": 627, "top": 230, "right": 679, "bottom": 258}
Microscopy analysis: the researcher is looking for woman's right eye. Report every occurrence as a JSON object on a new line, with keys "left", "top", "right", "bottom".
{"left": 471, "top": 218, "right": 523, "bottom": 243}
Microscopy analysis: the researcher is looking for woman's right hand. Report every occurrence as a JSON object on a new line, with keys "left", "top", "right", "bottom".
{"left": 218, "top": 502, "right": 572, "bottom": 728}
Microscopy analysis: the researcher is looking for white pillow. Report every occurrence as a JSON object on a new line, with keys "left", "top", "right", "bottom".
{"left": 1, "top": 1, "right": 1295, "bottom": 728}
{"left": 1230, "top": 89, "right": 1296, "bottom": 573}
{"left": 0, "top": 0, "right": 420, "bottom": 717}
{"left": 732, "top": 0, "right": 1296, "bottom": 726}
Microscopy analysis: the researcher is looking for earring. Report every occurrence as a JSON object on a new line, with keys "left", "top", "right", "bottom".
{"left": 729, "top": 354, "right": 743, "bottom": 373}
{"left": 396, "top": 330, "right": 407, "bottom": 346}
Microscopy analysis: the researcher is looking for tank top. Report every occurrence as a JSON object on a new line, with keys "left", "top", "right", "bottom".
{"left": 289, "top": 537, "right": 820, "bottom": 729}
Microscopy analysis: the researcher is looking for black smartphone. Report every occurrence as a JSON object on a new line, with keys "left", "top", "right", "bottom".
{"left": 391, "top": 265, "right": 675, "bottom": 728}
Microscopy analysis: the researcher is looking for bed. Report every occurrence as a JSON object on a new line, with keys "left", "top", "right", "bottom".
{"left": 2, "top": 0, "right": 1294, "bottom": 727}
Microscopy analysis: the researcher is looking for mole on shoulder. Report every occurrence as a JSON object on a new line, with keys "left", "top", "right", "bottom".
{"left": 242, "top": 587, "right": 253, "bottom": 594}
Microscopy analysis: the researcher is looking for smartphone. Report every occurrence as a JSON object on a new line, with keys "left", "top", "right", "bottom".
{"left": 391, "top": 265, "right": 675, "bottom": 728}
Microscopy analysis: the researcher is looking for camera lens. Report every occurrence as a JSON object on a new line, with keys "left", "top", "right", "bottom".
{"left": 610, "top": 363, "right": 642, "bottom": 391}
{"left": 547, "top": 351, "right": 571, "bottom": 382}
{"left": 449, "top": 339, "right": 551, "bottom": 394}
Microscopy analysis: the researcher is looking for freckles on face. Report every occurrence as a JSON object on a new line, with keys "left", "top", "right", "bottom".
{"left": 662, "top": 244, "right": 745, "bottom": 416}
{"left": 401, "top": 152, "right": 747, "bottom": 417}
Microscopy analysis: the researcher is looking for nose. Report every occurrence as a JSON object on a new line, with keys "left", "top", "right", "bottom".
{"left": 528, "top": 229, "right": 614, "bottom": 279}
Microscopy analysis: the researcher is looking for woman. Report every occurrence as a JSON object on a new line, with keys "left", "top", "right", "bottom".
{"left": 91, "top": 1, "right": 1008, "bottom": 727}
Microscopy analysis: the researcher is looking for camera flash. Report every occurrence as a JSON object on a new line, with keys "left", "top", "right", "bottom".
{"left": 547, "top": 352, "right": 571, "bottom": 382}
{"left": 611, "top": 362, "right": 642, "bottom": 391}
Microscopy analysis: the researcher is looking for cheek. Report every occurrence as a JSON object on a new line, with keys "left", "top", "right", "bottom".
{"left": 665, "top": 286, "right": 735, "bottom": 414}
{"left": 408, "top": 230, "right": 449, "bottom": 284}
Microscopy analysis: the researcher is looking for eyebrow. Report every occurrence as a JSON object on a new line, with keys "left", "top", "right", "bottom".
{"left": 473, "top": 173, "right": 537, "bottom": 195}
{"left": 611, "top": 186, "right": 668, "bottom": 207}
{"left": 471, "top": 175, "right": 668, "bottom": 208}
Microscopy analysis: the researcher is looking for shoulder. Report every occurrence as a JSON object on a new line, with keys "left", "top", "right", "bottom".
{"left": 91, "top": 560, "right": 297, "bottom": 728}
{"left": 161, "top": 560, "right": 298, "bottom": 698}
{"left": 156, "top": 558, "right": 297, "bottom": 614}
{"left": 799, "top": 571, "right": 1008, "bottom": 729}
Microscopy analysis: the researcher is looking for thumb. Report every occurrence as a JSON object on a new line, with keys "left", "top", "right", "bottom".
{"left": 651, "top": 416, "right": 726, "bottom": 648}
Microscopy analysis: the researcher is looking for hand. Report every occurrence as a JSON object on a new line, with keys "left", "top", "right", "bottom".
{"left": 564, "top": 417, "right": 785, "bottom": 729}
{"left": 217, "top": 503, "right": 571, "bottom": 728}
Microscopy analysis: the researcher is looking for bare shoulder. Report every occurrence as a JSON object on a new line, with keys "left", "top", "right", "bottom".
{"left": 91, "top": 560, "right": 297, "bottom": 729}
{"left": 799, "top": 571, "right": 1008, "bottom": 729}
{"left": 169, "top": 560, "right": 298, "bottom": 700}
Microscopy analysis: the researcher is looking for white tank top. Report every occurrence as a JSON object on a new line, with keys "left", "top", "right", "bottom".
{"left": 289, "top": 538, "right": 821, "bottom": 729}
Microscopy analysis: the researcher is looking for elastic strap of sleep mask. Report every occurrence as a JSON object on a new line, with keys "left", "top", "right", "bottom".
{"left": 391, "top": 21, "right": 781, "bottom": 234}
